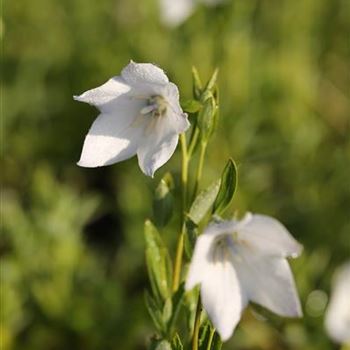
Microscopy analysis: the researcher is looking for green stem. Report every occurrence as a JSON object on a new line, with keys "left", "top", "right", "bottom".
{"left": 172, "top": 225, "right": 185, "bottom": 292}
{"left": 187, "top": 127, "right": 200, "bottom": 159}
{"left": 172, "top": 133, "right": 188, "bottom": 292}
{"left": 192, "top": 141, "right": 207, "bottom": 201}
{"left": 206, "top": 327, "right": 215, "bottom": 350}
{"left": 192, "top": 297, "right": 202, "bottom": 350}
{"left": 180, "top": 133, "right": 188, "bottom": 214}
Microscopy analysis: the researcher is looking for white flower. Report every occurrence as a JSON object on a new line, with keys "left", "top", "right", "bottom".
{"left": 160, "top": 0, "right": 223, "bottom": 27}
{"left": 74, "top": 61, "right": 190, "bottom": 177}
{"left": 186, "top": 213, "right": 303, "bottom": 341}
{"left": 325, "top": 262, "right": 350, "bottom": 344}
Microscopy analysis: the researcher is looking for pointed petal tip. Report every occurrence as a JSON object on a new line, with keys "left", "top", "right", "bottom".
{"left": 290, "top": 242, "right": 303, "bottom": 258}
{"left": 77, "top": 158, "right": 102, "bottom": 168}
{"left": 77, "top": 160, "right": 94, "bottom": 168}
{"left": 218, "top": 330, "right": 232, "bottom": 342}
{"left": 215, "top": 318, "right": 239, "bottom": 342}
{"left": 140, "top": 166, "right": 155, "bottom": 178}
{"left": 285, "top": 305, "right": 303, "bottom": 319}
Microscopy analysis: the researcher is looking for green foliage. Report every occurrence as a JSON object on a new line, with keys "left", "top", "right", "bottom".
{"left": 144, "top": 220, "right": 173, "bottom": 302}
{"left": 2, "top": 0, "right": 350, "bottom": 349}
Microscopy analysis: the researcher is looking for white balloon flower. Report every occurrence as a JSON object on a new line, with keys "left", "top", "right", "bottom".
{"left": 74, "top": 61, "right": 190, "bottom": 177}
{"left": 186, "top": 213, "right": 303, "bottom": 341}
{"left": 325, "top": 262, "right": 350, "bottom": 345}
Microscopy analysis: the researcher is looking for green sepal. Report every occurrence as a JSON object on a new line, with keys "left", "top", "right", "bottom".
{"left": 144, "top": 220, "right": 173, "bottom": 302}
{"left": 188, "top": 180, "right": 220, "bottom": 225}
{"left": 192, "top": 66, "right": 203, "bottom": 100}
{"left": 153, "top": 173, "right": 174, "bottom": 228}
{"left": 198, "top": 320, "right": 211, "bottom": 350}
{"left": 197, "top": 95, "right": 218, "bottom": 142}
{"left": 210, "top": 332, "right": 223, "bottom": 350}
{"left": 181, "top": 99, "right": 202, "bottom": 114}
{"left": 171, "top": 333, "right": 183, "bottom": 350}
{"left": 198, "top": 320, "right": 222, "bottom": 350}
{"left": 204, "top": 68, "right": 219, "bottom": 94}
{"left": 212, "top": 159, "right": 237, "bottom": 216}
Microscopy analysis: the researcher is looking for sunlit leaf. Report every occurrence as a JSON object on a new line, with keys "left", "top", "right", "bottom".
{"left": 188, "top": 181, "right": 220, "bottom": 224}
{"left": 212, "top": 159, "right": 237, "bottom": 216}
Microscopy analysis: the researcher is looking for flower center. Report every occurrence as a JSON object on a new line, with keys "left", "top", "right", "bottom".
{"left": 140, "top": 95, "right": 168, "bottom": 118}
{"left": 212, "top": 235, "right": 234, "bottom": 264}
{"left": 211, "top": 233, "right": 247, "bottom": 265}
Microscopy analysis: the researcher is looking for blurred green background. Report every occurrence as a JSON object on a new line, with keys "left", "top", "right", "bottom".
{"left": 2, "top": 0, "right": 350, "bottom": 349}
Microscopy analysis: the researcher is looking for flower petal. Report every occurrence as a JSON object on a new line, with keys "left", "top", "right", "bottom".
{"left": 237, "top": 214, "right": 302, "bottom": 258}
{"left": 185, "top": 233, "right": 217, "bottom": 291}
{"left": 325, "top": 262, "right": 350, "bottom": 344}
{"left": 74, "top": 76, "right": 131, "bottom": 112}
{"left": 121, "top": 61, "right": 169, "bottom": 87}
{"left": 164, "top": 82, "right": 191, "bottom": 133}
{"left": 201, "top": 257, "right": 246, "bottom": 341}
{"left": 137, "top": 133, "right": 179, "bottom": 177}
{"left": 78, "top": 101, "right": 145, "bottom": 167}
{"left": 235, "top": 251, "right": 302, "bottom": 318}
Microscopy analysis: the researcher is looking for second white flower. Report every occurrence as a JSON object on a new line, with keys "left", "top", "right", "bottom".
{"left": 186, "top": 213, "right": 303, "bottom": 341}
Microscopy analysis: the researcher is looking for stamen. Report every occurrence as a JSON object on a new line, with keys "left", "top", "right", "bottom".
{"left": 141, "top": 95, "right": 168, "bottom": 118}
{"left": 141, "top": 105, "right": 157, "bottom": 115}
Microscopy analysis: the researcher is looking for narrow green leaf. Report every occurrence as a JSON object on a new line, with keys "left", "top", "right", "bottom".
{"left": 167, "top": 283, "right": 185, "bottom": 334}
{"left": 146, "top": 253, "right": 163, "bottom": 304}
{"left": 184, "top": 286, "right": 200, "bottom": 334}
{"left": 144, "top": 220, "right": 173, "bottom": 301}
{"left": 188, "top": 180, "right": 221, "bottom": 224}
{"left": 153, "top": 173, "right": 174, "bottom": 228}
{"left": 145, "top": 291, "right": 165, "bottom": 334}
{"left": 212, "top": 159, "right": 237, "bottom": 216}
{"left": 181, "top": 99, "right": 202, "bottom": 114}
{"left": 171, "top": 333, "right": 183, "bottom": 350}
{"left": 162, "top": 298, "right": 173, "bottom": 326}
